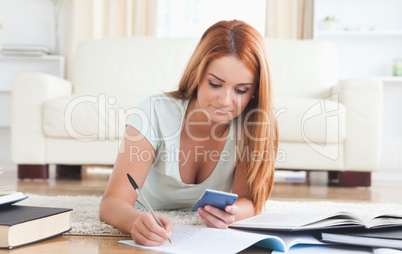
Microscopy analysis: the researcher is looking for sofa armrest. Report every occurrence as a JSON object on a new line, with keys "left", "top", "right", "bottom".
{"left": 332, "top": 78, "right": 383, "bottom": 171}
{"left": 11, "top": 72, "right": 72, "bottom": 164}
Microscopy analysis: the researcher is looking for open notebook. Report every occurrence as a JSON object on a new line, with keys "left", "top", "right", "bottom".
{"left": 119, "top": 224, "right": 325, "bottom": 254}
{"left": 229, "top": 211, "right": 402, "bottom": 231}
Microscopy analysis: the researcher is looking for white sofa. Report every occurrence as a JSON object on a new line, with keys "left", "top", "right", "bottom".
{"left": 11, "top": 37, "right": 383, "bottom": 186}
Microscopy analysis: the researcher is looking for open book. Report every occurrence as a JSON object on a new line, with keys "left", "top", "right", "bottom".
{"left": 119, "top": 224, "right": 325, "bottom": 254}
{"left": 229, "top": 211, "right": 402, "bottom": 231}
{"left": 0, "top": 192, "right": 28, "bottom": 206}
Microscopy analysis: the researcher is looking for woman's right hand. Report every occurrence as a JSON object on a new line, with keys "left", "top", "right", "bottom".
{"left": 130, "top": 212, "right": 173, "bottom": 246}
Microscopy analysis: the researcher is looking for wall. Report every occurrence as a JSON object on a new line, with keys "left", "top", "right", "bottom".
{"left": 0, "top": 0, "right": 71, "bottom": 58}
{"left": 0, "top": 0, "right": 70, "bottom": 165}
{"left": 314, "top": 0, "right": 402, "bottom": 178}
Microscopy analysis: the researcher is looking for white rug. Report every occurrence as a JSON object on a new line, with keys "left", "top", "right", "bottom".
{"left": 19, "top": 194, "right": 402, "bottom": 237}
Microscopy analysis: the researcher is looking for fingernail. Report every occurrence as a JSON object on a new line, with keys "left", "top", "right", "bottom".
{"left": 205, "top": 206, "right": 211, "bottom": 211}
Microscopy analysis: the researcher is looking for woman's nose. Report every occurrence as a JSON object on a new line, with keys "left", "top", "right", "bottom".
{"left": 218, "top": 90, "right": 231, "bottom": 106}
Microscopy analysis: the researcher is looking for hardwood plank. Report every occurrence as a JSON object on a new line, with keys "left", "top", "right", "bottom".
{"left": 0, "top": 236, "right": 155, "bottom": 254}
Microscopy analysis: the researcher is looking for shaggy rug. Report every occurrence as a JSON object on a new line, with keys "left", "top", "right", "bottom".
{"left": 18, "top": 194, "right": 402, "bottom": 237}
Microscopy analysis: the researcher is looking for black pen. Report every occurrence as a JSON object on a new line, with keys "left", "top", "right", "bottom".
{"left": 127, "top": 173, "right": 173, "bottom": 245}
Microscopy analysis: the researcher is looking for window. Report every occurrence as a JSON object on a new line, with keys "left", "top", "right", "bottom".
{"left": 157, "top": 0, "right": 266, "bottom": 38}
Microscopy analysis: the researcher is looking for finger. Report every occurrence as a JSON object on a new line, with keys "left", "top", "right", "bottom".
{"left": 143, "top": 213, "right": 171, "bottom": 239}
{"left": 225, "top": 205, "right": 238, "bottom": 215}
{"left": 158, "top": 214, "right": 173, "bottom": 235}
{"left": 132, "top": 217, "right": 167, "bottom": 243}
{"left": 198, "top": 207, "right": 217, "bottom": 228}
{"left": 198, "top": 207, "right": 228, "bottom": 229}
{"left": 205, "top": 205, "right": 236, "bottom": 225}
{"left": 204, "top": 205, "right": 226, "bottom": 219}
{"left": 132, "top": 229, "right": 166, "bottom": 246}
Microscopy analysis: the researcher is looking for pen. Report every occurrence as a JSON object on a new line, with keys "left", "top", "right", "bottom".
{"left": 126, "top": 173, "right": 173, "bottom": 245}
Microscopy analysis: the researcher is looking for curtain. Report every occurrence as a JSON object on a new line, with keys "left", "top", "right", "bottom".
{"left": 67, "top": 0, "right": 157, "bottom": 79}
{"left": 265, "top": 0, "right": 314, "bottom": 39}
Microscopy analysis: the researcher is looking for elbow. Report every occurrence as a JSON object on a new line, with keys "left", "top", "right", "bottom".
{"left": 98, "top": 198, "right": 108, "bottom": 223}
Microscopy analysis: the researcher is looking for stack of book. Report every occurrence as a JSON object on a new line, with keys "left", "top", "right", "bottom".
{"left": 0, "top": 192, "right": 72, "bottom": 249}
{"left": 0, "top": 44, "right": 52, "bottom": 56}
{"left": 229, "top": 211, "right": 402, "bottom": 251}
{"left": 321, "top": 227, "right": 402, "bottom": 250}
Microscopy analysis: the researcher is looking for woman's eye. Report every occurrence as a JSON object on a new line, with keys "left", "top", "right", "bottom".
{"left": 235, "top": 88, "right": 249, "bottom": 95}
{"left": 208, "top": 81, "right": 221, "bottom": 88}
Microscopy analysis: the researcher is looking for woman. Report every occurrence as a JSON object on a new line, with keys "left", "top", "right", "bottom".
{"left": 99, "top": 19, "right": 278, "bottom": 246}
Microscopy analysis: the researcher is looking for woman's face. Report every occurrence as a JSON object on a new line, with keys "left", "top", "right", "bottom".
{"left": 196, "top": 56, "right": 256, "bottom": 123}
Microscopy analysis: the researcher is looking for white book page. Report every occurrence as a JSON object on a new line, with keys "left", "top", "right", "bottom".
{"left": 248, "top": 230, "right": 325, "bottom": 252}
{"left": 373, "top": 248, "right": 402, "bottom": 254}
{"left": 119, "top": 224, "right": 286, "bottom": 254}
{"left": 230, "top": 211, "right": 362, "bottom": 229}
{"left": 0, "top": 192, "right": 27, "bottom": 205}
{"left": 360, "top": 213, "right": 402, "bottom": 228}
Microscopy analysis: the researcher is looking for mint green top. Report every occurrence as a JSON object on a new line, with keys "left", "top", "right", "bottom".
{"left": 127, "top": 94, "right": 237, "bottom": 210}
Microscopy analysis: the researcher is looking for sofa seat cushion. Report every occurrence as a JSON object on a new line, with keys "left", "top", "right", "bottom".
{"left": 275, "top": 96, "right": 346, "bottom": 145}
{"left": 43, "top": 95, "right": 133, "bottom": 140}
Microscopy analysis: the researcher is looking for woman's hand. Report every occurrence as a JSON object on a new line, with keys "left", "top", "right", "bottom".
{"left": 197, "top": 205, "right": 238, "bottom": 229}
{"left": 130, "top": 212, "right": 173, "bottom": 246}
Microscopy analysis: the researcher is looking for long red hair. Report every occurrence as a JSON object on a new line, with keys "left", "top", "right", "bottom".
{"left": 168, "top": 20, "right": 278, "bottom": 213}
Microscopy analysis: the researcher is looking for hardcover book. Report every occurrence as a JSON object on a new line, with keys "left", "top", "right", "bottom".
{"left": 321, "top": 227, "right": 402, "bottom": 249}
{"left": 0, "top": 205, "right": 72, "bottom": 249}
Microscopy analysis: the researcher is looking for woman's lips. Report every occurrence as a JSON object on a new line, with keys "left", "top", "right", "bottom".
{"left": 212, "top": 105, "right": 232, "bottom": 114}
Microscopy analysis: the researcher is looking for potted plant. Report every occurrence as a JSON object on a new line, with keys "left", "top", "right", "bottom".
{"left": 322, "top": 16, "right": 337, "bottom": 31}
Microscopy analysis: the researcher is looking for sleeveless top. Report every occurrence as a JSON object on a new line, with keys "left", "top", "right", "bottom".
{"left": 126, "top": 94, "right": 237, "bottom": 210}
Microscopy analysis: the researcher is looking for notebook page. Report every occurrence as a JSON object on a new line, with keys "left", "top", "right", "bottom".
{"left": 119, "top": 224, "right": 286, "bottom": 254}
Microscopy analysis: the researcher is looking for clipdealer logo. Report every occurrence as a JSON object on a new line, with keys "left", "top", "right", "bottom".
{"left": 301, "top": 94, "right": 340, "bottom": 160}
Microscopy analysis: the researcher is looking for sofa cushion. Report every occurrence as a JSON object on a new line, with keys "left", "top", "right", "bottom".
{"left": 43, "top": 95, "right": 133, "bottom": 140}
{"left": 275, "top": 96, "right": 346, "bottom": 145}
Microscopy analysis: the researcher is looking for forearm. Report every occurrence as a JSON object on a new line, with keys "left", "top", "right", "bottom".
{"left": 234, "top": 197, "right": 255, "bottom": 221}
{"left": 99, "top": 196, "right": 142, "bottom": 234}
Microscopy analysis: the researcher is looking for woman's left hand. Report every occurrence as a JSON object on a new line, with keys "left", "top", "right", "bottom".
{"left": 197, "top": 205, "right": 238, "bottom": 229}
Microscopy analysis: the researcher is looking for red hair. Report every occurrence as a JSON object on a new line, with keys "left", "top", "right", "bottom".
{"left": 168, "top": 20, "right": 278, "bottom": 213}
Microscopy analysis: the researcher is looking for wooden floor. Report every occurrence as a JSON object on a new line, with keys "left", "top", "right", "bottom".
{"left": 1, "top": 167, "right": 402, "bottom": 253}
